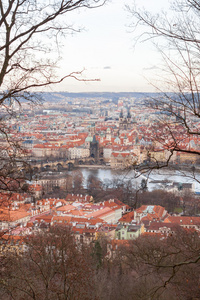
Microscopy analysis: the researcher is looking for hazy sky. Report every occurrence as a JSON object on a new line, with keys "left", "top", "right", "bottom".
{"left": 55, "top": 0, "right": 170, "bottom": 93}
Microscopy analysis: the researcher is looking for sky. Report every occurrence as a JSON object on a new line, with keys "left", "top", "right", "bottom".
{"left": 54, "top": 0, "right": 170, "bottom": 93}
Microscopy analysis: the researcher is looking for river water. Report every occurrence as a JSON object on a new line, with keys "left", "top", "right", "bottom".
{"left": 74, "top": 167, "right": 200, "bottom": 193}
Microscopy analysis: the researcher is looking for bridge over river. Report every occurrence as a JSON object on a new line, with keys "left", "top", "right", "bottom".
{"left": 27, "top": 157, "right": 97, "bottom": 172}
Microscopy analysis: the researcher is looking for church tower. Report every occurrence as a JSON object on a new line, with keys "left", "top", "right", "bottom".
{"left": 119, "top": 107, "right": 132, "bottom": 131}
{"left": 90, "top": 135, "right": 99, "bottom": 162}
{"left": 127, "top": 107, "right": 131, "bottom": 130}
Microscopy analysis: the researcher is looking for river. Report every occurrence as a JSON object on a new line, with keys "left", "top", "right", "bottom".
{"left": 72, "top": 167, "right": 200, "bottom": 193}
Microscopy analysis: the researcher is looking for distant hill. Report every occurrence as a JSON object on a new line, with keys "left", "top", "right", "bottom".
{"left": 40, "top": 92, "right": 161, "bottom": 102}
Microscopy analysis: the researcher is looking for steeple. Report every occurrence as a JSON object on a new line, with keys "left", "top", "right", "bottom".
{"left": 92, "top": 134, "right": 97, "bottom": 143}
{"left": 120, "top": 109, "right": 123, "bottom": 119}
{"left": 127, "top": 107, "right": 131, "bottom": 119}
{"left": 135, "top": 134, "right": 139, "bottom": 145}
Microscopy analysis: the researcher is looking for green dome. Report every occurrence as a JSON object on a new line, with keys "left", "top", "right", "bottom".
{"left": 85, "top": 136, "right": 93, "bottom": 142}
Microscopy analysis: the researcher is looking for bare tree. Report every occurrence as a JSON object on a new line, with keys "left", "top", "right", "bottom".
{"left": 116, "top": 228, "right": 200, "bottom": 300}
{"left": 0, "top": 226, "right": 96, "bottom": 300}
{"left": 0, "top": 0, "right": 106, "bottom": 194}
{"left": 86, "top": 174, "right": 104, "bottom": 201}
{"left": 0, "top": 0, "right": 105, "bottom": 98}
{"left": 119, "top": 1, "right": 200, "bottom": 296}
{"left": 72, "top": 169, "right": 84, "bottom": 194}
{"left": 128, "top": 0, "right": 200, "bottom": 172}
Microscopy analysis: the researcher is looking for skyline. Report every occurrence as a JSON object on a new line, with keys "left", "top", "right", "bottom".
{"left": 52, "top": 0, "right": 169, "bottom": 93}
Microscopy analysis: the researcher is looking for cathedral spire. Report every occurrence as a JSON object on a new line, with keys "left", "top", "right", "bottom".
{"left": 127, "top": 107, "right": 131, "bottom": 119}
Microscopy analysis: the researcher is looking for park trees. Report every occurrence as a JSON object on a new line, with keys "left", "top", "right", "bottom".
{"left": 93, "top": 228, "right": 200, "bottom": 300}
{"left": 0, "top": 225, "right": 96, "bottom": 300}
{"left": 120, "top": 229, "right": 200, "bottom": 300}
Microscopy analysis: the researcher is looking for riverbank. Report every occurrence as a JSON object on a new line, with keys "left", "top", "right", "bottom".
{"left": 35, "top": 164, "right": 200, "bottom": 194}
{"left": 77, "top": 164, "right": 111, "bottom": 169}
{"left": 76, "top": 163, "right": 200, "bottom": 174}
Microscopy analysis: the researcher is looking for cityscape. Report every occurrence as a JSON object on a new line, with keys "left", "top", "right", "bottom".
{"left": 0, "top": 0, "right": 200, "bottom": 299}
{"left": 1, "top": 91, "right": 200, "bottom": 298}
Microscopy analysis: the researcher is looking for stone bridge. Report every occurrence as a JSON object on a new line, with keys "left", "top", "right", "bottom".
{"left": 28, "top": 157, "right": 96, "bottom": 172}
